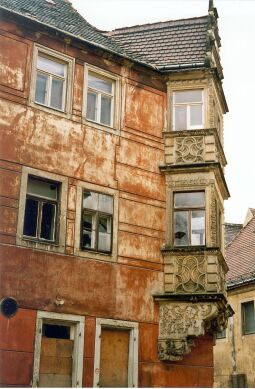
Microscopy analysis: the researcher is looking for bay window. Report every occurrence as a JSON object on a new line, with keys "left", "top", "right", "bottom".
{"left": 174, "top": 191, "right": 205, "bottom": 246}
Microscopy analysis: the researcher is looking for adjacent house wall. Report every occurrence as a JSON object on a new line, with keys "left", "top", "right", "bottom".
{"left": 214, "top": 285, "right": 255, "bottom": 388}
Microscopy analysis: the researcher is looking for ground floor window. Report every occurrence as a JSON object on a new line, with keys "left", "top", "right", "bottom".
{"left": 32, "top": 311, "right": 84, "bottom": 387}
{"left": 93, "top": 318, "right": 138, "bottom": 387}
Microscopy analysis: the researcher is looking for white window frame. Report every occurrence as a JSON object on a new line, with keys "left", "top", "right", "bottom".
{"left": 16, "top": 166, "right": 68, "bottom": 253}
{"left": 30, "top": 44, "right": 74, "bottom": 117}
{"left": 74, "top": 181, "right": 118, "bottom": 262}
{"left": 83, "top": 64, "right": 121, "bottom": 133}
{"left": 93, "top": 318, "right": 138, "bottom": 388}
{"left": 173, "top": 89, "right": 204, "bottom": 131}
{"left": 32, "top": 311, "right": 85, "bottom": 388}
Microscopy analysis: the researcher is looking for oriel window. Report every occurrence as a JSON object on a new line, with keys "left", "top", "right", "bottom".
{"left": 174, "top": 191, "right": 205, "bottom": 246}
{"left": 173, "top": 90, "right": 204, "bottom": 130}
{"left": 86, "top": 71, "right": 114, "bottom": 127}
{"left": 81, "top": 191, "right": 113, "bottom": 253}
{"left": 23, "top": 177, "right": 59, "bottom": 242}
{"left": 35, "top": 53, "right": 67, "bottom": 111}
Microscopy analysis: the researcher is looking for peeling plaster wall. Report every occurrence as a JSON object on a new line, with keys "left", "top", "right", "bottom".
{"left": 0, "top": 16, "right": 214, "bottom": 387}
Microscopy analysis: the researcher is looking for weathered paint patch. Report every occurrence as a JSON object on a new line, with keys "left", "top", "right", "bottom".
{"left": 125, "top": 84, "right": 165, "bottom": 138}
{"left": 0, "top": 35, "right": 28, "bottom": 91}
{"left": 119, "top": 197, "right": 165, "bottom": 232}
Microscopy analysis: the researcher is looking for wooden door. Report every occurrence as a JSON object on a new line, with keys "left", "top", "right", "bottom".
{"left": 99, "top": 328, "right": 130, "bottom": 387}
{"left": 38, "top": 324, "right": 73, "bottom": 387}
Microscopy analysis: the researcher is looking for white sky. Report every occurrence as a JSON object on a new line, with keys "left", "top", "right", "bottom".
{"left": 71, "top": 0, "right": 255, "bottom": 224}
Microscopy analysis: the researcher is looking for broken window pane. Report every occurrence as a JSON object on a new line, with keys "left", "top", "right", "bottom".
{"left": 86, "top": 91, "right": 97, "bottom": 121}
{"left": 50, "top": 78, "right": 64, "bottom": 110}
{"left": 83, "top": 191, "right": 98, "bottom": 210}
{"left": 100, "top": 95, "right": 111, "bottom": 126}
{"left": 37, "top": 55, "right": 65, "bottom": 77}
{"left": 40, "top": 202, "right": 56, "bottom": 241}
{"left": 191, "top": 210, "right": 205, "bottom": 245}
{"left": 35, "top": 73, "right": 47, "bottom": 104}
{"left": 82, "top": 213, "right": 95, "bottom": 249}
{"left": 174, "top": 211, "right": 188, "bottom": 246}
{"left": 23, "top": 198, "right": 38, "bottom": 237}
{"left": 98, "top": 216, "right": 111, "bottom": 252}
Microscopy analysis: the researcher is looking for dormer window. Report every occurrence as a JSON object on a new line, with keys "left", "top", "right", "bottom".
{"left": 173, "top": 90, "right": 204, "bottom": 130}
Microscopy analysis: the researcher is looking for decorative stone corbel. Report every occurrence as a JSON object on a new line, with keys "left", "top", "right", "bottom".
{"left": 157, "top": 300, "right": 232, "bottom": 361}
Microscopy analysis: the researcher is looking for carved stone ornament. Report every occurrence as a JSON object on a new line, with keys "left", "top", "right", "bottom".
{"left": 158, "top": 301, "right": 231, "bottom": 361}
{"left": 175, "top": 136, "right": 204, "bottom": 164}
{"left": 176, "top": 256, "right": 206, "bottom": 293}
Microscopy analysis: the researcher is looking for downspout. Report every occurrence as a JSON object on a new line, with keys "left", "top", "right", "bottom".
{"left": 229, "top": 316, "right": 237, "bottom": 384}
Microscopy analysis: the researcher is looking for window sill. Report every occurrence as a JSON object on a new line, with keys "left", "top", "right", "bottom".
{"left": 28, "top": 100, "right": 71, "bottom": 119}
{"left": 82, "top": 117, "right": 120, "bottom": 136}
{"left": 16, "top": 235, "right": 65, "bottom": 254}
{"left": 74, "top": 247, "right": 116, "bottom": 263}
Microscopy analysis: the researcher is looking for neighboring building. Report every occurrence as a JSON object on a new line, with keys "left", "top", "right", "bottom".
{"left": 214, "top": 209, "right": 255, "bottom": 388}
{"left": 0, "top": 0, "right": 231, "bottom": 387}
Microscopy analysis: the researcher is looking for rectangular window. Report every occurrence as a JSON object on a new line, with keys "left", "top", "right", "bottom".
{"left": 35, "top": 53, "right": 67, "bottom": 111}
{"left": 81, "top": 190, "right": 113, "bottom": 253}
{"left": 174, "top": 191, "right": 205, "bottom": 246}
{"left": 86, "top": 70, "right": 115, "bottom": 127}
{"left": 242, "top": 301, "right": 255, "bottom": 335}
{"left": 23, "top": 176, "right": 59, "bottom": 243}
{"left": 173, "top": 90, "right": 204, "bottom": 130}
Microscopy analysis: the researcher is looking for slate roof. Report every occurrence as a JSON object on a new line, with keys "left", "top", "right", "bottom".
{"left": 226, "top": 214, "right": 255, "bottom": 287}
{"left": 0, "top": 0, "right": 211, "bottom": 71}
{"left": 225, "top": 223, "right": 243, "bottom": 246}
{"left": 0, "top": 0, "right": 147, "bottom": 65}
{"left": 106, "top": 17, "right": 209, "bottom": 69}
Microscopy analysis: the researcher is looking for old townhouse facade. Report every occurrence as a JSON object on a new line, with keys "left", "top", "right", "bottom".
{"left": 0, "top": 0, "right": 231, "bottom": 387}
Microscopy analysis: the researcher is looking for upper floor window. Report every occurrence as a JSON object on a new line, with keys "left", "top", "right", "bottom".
{"left": 35, "top": 54, "right": 67, "bottom": 111}
{"left": 23, "top": 176, "right": 59, "bottom": 243}
{"left": 31, "top": 45, "right": 74, "bottom": 115}
{"left": 242, "top": 301, "right": 255, "bottom": 335}
{"left": 81, "top": 190, "right": 113, "bottom": 253}
{"left": 174, "top": 191, "right": 205, "bottom": 246}
{"left": 173, "top": 90, "right": 204, "bottom": 130}
{"left": 86, "top": 71, "right": 114, "bottom": 127}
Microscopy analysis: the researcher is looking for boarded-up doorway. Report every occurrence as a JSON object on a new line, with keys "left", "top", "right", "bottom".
{"left": 94, "top": 319, "right": 138, "bottom": 388}
{"left": 38, "top": 323, "right": 73, "bottom": 387}
{"left": 33, "top": 311, "right": 84, "bottom": 388}
{"left": 100, "top": 328, "right": 129, "bottom": 387}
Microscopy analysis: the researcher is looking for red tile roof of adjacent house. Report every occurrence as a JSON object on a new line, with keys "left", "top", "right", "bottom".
{"left": 226, "top": 212, "right": 255, "bottom": 287}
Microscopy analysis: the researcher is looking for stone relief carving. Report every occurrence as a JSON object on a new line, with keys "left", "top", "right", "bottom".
{"left": 167, "top": 177, "right": 210, "bottom": 188}
{"left": 175, "top": 256, "right": 206, "bottom": 293}
{"left": 157, "top": 301, "right": 231, "bottom": 361}
{"left": 210, "top": 187, "right": 217, "bottom": 246}
{"left": 175, "top": 136, "right": 204, "bottom": 164}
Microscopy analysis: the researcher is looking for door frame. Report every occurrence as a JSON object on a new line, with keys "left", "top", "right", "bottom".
{"left": 32, "top": 311, "right": 85, "bottom": 387}
{"left": 93, "top": 318, "right": 138, "bottom": 388}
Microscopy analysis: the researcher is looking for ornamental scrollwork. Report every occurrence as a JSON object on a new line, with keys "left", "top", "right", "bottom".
{"left": 175, "top": 136, "right": 204, "bottom": 163}
{"left": 175, "top": 256, "right": 206, "bottom": 293}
